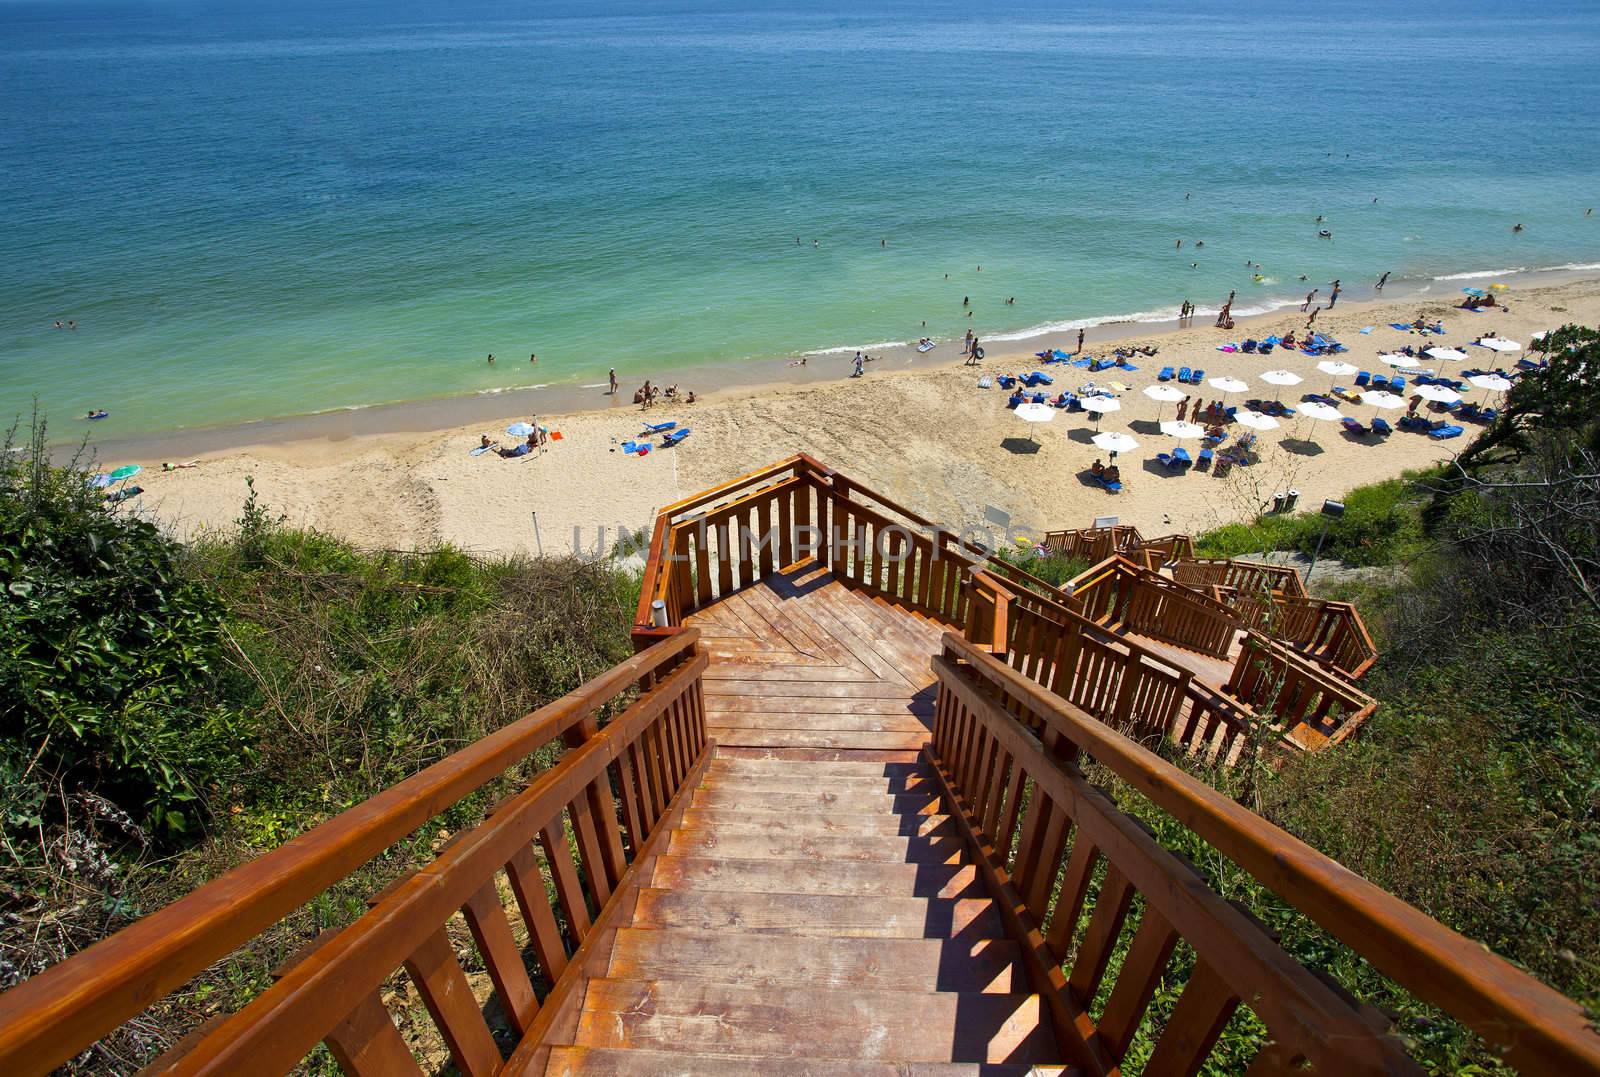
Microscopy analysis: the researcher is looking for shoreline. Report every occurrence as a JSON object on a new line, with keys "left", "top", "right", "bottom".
{"left": 91, "top": 273, "right": 1600, "bottom": 562}
{"left": 78, "top": 262, "right": 1600, "bottom": 464}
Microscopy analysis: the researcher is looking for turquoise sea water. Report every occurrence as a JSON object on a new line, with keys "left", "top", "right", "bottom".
{"left": 2, "top": 0, "right": 1598, "bottom": 438}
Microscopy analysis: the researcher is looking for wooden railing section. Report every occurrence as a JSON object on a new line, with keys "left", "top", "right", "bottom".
{"left": 1067, "top": 556, "right": 1243, "bottom": 660}
{"left": 967, "top": 569, "right": 1264, "bottom": 764}
{"left": 634, "top": 454, "right": 983, "bottom": 643}
{"left": 1224, "top": 589, "right": 1379, "bottom": 680}
{"left": 0, "top": 630, "right": 710, "bottom": 1077}
{"left": 1041, "top": 525, "right": 1194, "bottom": 570}
{"left": 1228, "top": 633, "right": 1378, "bottom": 750}
{"left": 1171, "top": 555, "right": 1309, "bottom": 599}
{"left": 928, "top": 632, "right": 1600, "bottom": 1076}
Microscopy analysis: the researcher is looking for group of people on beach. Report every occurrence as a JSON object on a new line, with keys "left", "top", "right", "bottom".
{"left": 632, "top": 381, "right": 694, "bottom": 407}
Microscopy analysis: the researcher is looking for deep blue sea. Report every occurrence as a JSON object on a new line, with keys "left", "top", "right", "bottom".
{"left": 2, "top": 0, "right": 1598, "bottom": 437}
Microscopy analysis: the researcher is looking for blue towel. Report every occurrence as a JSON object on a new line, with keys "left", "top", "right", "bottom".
{"left": 1359, "top": 326, "right": 1374, "bottom": 334}
{"left": 1390, "top": 323, "right": 1412, "bottom": 331}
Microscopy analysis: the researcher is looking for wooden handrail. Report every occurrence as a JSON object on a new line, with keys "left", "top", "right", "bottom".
{"left": 0, "top": 629, "right": 702, "bottom": 1076}
{"left": 939, "top": 630, "right": 1600, "bottom": 1075}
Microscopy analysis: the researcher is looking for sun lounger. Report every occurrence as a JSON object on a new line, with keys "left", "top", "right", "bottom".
{"left": 1177, "top": 367, "right": 1192, "bottom": 383}
{"left": 1172, "top": 447, "right": 1193, "bottom": 467}
{"left": 1355, "top": 371, "right": 1371, "bottom": 388}
{"left": 1115, "top": 359, "right": 1138, "bottom": 371}
{"left": 1389, "top": 376, "right": 1405, "bottom": 393}
{"left": 662, "top": 428, "right": 691, "bottom": 447}
{"left": 997, "top": 375, "right": 1017, "bottom": 389}
{"left": 1429, "top": 424, "right": 1465, "bottom": 439}
{"left": 1341, "top": 417, "right": 1370, "bottom": 437}
{"left": 1191, "top": 368, "right": 1205, "bottom": 383}
{"left": 641, "top": 420, "right": 677, "bottom": 434}
{"left": 1370, "top": 375, "right": 1388, "bottom": 391}
{"left": 1159, "top": 366, "right": 1175, "bottom": 381}
{"left": 977, "top": 376, "right": 993, "bottom": 388}
{"left": 1197, "top": 447, "right": 1214, "bottom": 470}
{"left": 1371, "top": 417, "right": 1393, "bottom": 436}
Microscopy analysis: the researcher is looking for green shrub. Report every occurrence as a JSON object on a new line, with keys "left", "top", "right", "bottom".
{"left": 1, "top": 417, "right": 249, "bottom": 838}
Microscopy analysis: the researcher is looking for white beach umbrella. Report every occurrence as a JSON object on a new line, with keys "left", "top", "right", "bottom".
{"left": 1233, "top": 410, "right": 1280, "bottom": 432}
{"left": 1479, "top": 337, "right": 1521, "bottom": 352}
{"left": 1426, "top": 347, "right": 1468, "bottom": 361}
{"left": 1377, "top": 353, "right": 1414, "bottom": 367}
{"left": 1013, "top": 402, "right": 1056, "bottom": 444}
{"left": 1260, "top": 369, "right": 1302, "bottom": 387}
{"left": 1143, "top": 383, "right": 1186, "bottom": 422}
{"left": 1298, "top": 401, "right": 1343, "bottom": 422}
{"left": 1208, "top": 376, "right": 1248, "bottom": 396}
{"left": 1413, "top": 384, "right": 1460, "bottom": 404}
{"left": 1362, "top": 391, "right": 1405, "bottom": 411}
{"left": 1079, "top": 394, "right": 1121, "bottom": 428}
{"left": 1317, "top": 360, "right": 1357, "bottom": 378}
{"left": 1091, "top": 431, "right": 1139, "bottom": 455}
{"left": 1467, "top": 373, "right": 1513, "bottom": 393}
{"left": 1159, "top": 420, "right": 1207, "bottom": 439}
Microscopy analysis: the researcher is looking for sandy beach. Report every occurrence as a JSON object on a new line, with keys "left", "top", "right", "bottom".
{"left": 103, "top": 275, "right": 1599, "bottom": 559}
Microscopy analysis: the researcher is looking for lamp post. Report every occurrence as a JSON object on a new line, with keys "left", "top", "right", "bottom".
{"left": 1306, "top": 499, "right": 1345, "bottom": 585}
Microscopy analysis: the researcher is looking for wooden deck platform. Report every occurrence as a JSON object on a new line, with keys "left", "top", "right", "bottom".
{"left": 689, "top": 564, "right": 944, "bottom": 754}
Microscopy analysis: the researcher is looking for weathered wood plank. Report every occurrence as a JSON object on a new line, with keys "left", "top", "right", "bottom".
{"left": 648, "top": 855, "right": 985, "bottom": 899}
{"left": 630, "top": 890, "right": 1003, "bottom": 940}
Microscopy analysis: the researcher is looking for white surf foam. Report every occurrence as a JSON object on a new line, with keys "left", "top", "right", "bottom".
{"left": 1432, "top": 267, "right": 1527, "bottom": 281}
{"left": 801, "top": 340, "right": 909, "bottom": 357}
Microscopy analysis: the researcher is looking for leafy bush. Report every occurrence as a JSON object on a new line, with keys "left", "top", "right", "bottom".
{"left": 1196, "top": 473, "right": 1431, "bottom": 568}
{"left": 1, "top": 417, "right": 249, "bottom": 838}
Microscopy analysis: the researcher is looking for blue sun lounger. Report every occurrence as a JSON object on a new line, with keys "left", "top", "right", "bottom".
{"left": 1177, "top": 367, "right": 1192, "bottom": 383}
{"left": 662, "top": 428, "right": 691, "bottom": 447}
{"left": 641, "top": 420, "right": 677, "bottom": 434}
{"left": 1159, "top": 366, "right": 1176, "bottom": 381}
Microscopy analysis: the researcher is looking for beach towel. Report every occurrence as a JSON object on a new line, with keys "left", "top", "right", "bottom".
{"left": 917, "top": 341, "right": 935, "bottom": 352}
{"left": 469, "top": 445, "right": 493, "bottom": 456}
{"left": 1389, "top": 323, "right": 1413, "bottom": 331}
{"left": 1072, "top": 358, "right": 1092, "bottom": 368}
{"left": 977, "top": 376, "right": 993, "bottom": 388}
{"left": 550, "top": 431, "right": 563, "bottom": 441}
{"left": 1359, "top": 326, "right": 1374, "bottom": 334}
{"left": 1217, "top": 344, "right": 1238, "bottom": 352}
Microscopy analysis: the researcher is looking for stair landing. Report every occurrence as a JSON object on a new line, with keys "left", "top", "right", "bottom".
{"left": 687, "top": 564, "right": 944, "bottom": 755}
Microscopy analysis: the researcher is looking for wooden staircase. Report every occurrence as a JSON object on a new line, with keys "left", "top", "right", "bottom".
{"left": 546, "top": 752, "right": 1070, "bottom": 1075}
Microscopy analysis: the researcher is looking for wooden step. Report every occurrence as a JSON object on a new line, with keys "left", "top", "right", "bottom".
{"left": 630, "top": 889, "right": 1004, "bottom": 940}
{"left": 703, "top": 680, "right": 921, "bottom": 699}
{"left": 707, "top": 695, "right": 935, "bottom": 715}
{"left": 574, "top": 979, "right": 1057, "bottom": 1063}
{"left": 680, "top": 807, "right": 953, "bottom": 838}
{"left": 713, "top": 745, "right": 921, "bottom": 765}
{"left": 667, "top": 827, "right": 966, "bottom": 865}
{"left": 697, "top": 770, "right": 936, "bottom": 795}
{"left": 707, "top": 756, "right": 926, "bottom": 777}
{"left": 708, "top": 728, "right": 931, "bottom": 751}
{"left": 649, "top": 855, "right": 986, "bottom": 899}
{"left": 543, "top": 1045, "right": 1073, "bottom": 1075}
{"left": 705, "top": 711, "right": 934, "bottom": 734}
{"left": 691, "top": 786, "right": 939, "bottom": 815}
{"left": 602, "top": 929, "right": 1027, "bottom": 993}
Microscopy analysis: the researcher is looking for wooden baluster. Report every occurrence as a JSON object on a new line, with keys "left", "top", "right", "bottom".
{"left": 611, "top": 750, "right": 646, "bottom": 860}
{"left": 566, "top": 787, "right": 613, "bottom": 909}
{"left": 264, "top": 929, "right": 423, "bottom": 1077}
{"left": 643, "top": 717, "right": 671, "bottom": 823}
{"left": 737, "top": 506, "right": 755, "bottom": 590}
{"left": 885, "top": 527, "right": 904, "bottom": 601}
{"left": 402, "top": 929, "right": 502, "bottom": 1077}
{"left": 980, "top": 749, "right": 1012, "bottom": 840}
{"left": 1022, "top": 800, "right": 1070, "bottom": 917}
{"left": 1066, "top": 864, "right": 1135, "bottom": 1006}
{"left": 994, "top": 765, "right": 1029, "bottom": 866}
{"left": 694, "top": 519, "right": 712, "bottom": 609}
{"left": 1097, "top": 907, "right": 1180, "bottom": 1060}
{"left": 715, "top": 518, "right": 733, "bottom": 598}
{"left": 757, "top": 496, "right": 774, "bottom": 578}
{"left": 624, "top": 738, "right": 658, "bottom": 831}
{"left": 777, "top": 486, "right": 794, "bottom": 568}
{"left": 539, "top": 815, "right": 593, "bottom": 943}
{"left": 506, "top": 844, "right": 568, "bottom": 984}
{"left": 1043, "top": 837, "right": 1099, "bottom": 959}
{"left": 1143, "top": 960, "right": 1240, "bottom": 1075}
{"left": 460, "top": 880, "right": 540, "bottom": 1037}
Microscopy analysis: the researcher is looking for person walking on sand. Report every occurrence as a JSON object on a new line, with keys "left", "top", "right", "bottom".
{"left": 1307, "top": 307, "right": 1320, "bottom": 327}
{"left": 1301, "top": 289, "right": 1318, "bottom": 312}
{"left": 1076, "top": 328, "right": 1085, "bottom": 354}
{"left": 608, "top": 368, "right": 618, "bottom": 395}
{"left": 1177, "top": 397, "right": 1190, "bottom": 422}
{"left": 1376, "top": 271, "right": 1390, "bottom": 291}
{"left": 1328, "top": 281, "right": 1342, "bottom": 308}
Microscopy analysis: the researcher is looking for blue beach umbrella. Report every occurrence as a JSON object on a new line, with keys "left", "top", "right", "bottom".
{"left": 89, "top": 473, "right": 113, "bottom": 489}
{"left": 506, "top": 422, "right": 535, "bottom": 437}
{"left": 1461, "top": 288, "right": 1487, "bottom": 298}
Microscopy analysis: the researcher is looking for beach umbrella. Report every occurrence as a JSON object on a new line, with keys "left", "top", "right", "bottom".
{"left": 1461, "top": 287, "right": 1487, "bottom": 297}
{"left": 89, "top": 473, "right": 113, "bottom": 489}
{"left": 1142, "top": 384, "right": 1185, "bottom": 421}
{"left": 1079, "top": 394, "right": 1120, "bottom": 429}
{"left": 1013, "top": 402, "right": 1056, "bottom": 444}
{"left": 108, "top": 464, "right": 141, "bottom": 483}
{"left": 1362, "top": 391, "right": 1405, "bottom": 411}
{"left": 1478, "top": 337, "right": 1521, "bottom": 353}
{"left": 1208, "top": 376, "right": 1248, "bottom": 397}
{"left": 1298, "top": 401, "right": 1343, "bottom": 422}
{"left": 1316, "top": 360, "right": 1358, "bottom": 392}
{"left": 506, "top": 421, "right": 536, "bottom": 436}
{"left": 1426, "top": 347, "right": 1468, "bottom": 361}
{"left": 1413, "top": 384, "right": 1460, "bottom": 404}
{"left": 1091, "top": 431, "right": 1139, "bottom": 455}
{"left": 1468, "top": 373, "right": 1513, "bottom": 405}
{"left": 1260, "top": 369, "right": 1302, "bottom": 387}
{"left": 1159, "top": 420, "right": 1206, "bottom": 439}
{"left": 1233, "top": 410, "right": 1280, "bottom": 432}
